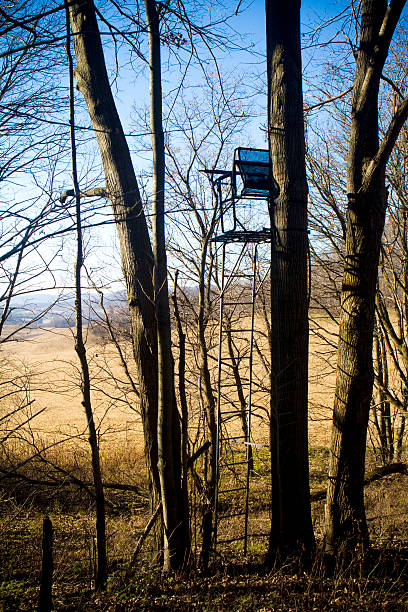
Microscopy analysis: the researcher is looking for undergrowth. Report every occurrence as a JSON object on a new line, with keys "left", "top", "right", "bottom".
{"left": 0, "top": 444, "right": 407, "bottom": 611}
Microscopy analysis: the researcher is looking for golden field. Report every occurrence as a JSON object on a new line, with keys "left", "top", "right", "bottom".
{"left": 1, "top": 319, "right": 408, "bottom": 611}
{"left": 0, "top": 316, "right": 338, "bottom": 450}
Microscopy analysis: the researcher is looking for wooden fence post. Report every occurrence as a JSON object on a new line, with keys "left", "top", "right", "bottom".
{"left": 38, "top": 517, "right": 53, "bottom": 612}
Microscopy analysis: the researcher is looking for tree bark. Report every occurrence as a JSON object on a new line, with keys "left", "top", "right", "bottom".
{"left": 171, "top": 271, "right": 190, "bottom": 554}
{"left": 196, "top": 239, "right": 217, "bottom": 570}
{"left": 324, "top": 0, "right": 407, "bottom": 558}
{"left": 67, "top": 0, "right": 161, "bottom": 548}
{"left": 65, "top": 5, "right": 107, "bottom": 588}
{"left": 144, "top": 0, "right": 189, "bottom": 570}
{"left": 265, "top": 0, "right": 314, "bottom": 560}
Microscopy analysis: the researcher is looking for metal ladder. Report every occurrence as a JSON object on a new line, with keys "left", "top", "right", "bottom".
{"left": 214, "top": 238, "right": 269, "bottom": 554}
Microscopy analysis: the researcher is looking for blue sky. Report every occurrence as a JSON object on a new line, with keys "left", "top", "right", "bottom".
{"left": 1, "top": 0, "right": 356, "bottom": 298}
{"left": 109, "top": 0, "right": 352, "bottom": 155}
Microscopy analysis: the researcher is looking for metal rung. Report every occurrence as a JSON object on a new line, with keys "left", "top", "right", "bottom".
{"left": 218, "top": 486, "right": 246, "bottom": 494}
{"left": 221, "top": 356, "right": 251, "bottom": 360}
{"left": 228, "top": 274, "right": 253, "bottom": 278}
{"left": 217, "top": 534, "right": 246, "bottom": 544}
{"left": 221, "top": 329, "right": 254, "bottom": 333}
{"left": 222, "top": 418, "right": 247, "bottom": 423}
{"left": 218, "top": 511, "right": 245, "bottom": 520}
{"left": 230, "top": 440, "right": 270, "bottom": 448}
{"left": 217, "top": 532, "right": 269, "bottom": 545}
{"left": 220, "top": 460, "right": 248, "bottom": 468}
{"left": 218, "top": 382, "right": 249, "bottom": 388}
{"left": 220, "top": 409, "right": 247, "bottom": 415}
{"left": 223, "top": 301, "right": 253, "bottom": 306}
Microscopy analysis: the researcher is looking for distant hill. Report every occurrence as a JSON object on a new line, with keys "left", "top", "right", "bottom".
{"left": 4, "top": 291, "right": 127, "bottom": 328}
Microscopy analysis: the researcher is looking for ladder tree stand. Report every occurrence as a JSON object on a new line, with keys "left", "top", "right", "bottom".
{"left": 203, "top": 148, "right": 279, "bottom": 555}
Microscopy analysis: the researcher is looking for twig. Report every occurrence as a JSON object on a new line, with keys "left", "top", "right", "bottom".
{"left": 310, "top": 462, "right": 408, "bottom": 502}
{"left": 125, "top": 502, "right": 162, "bottom": 578}
{"left": 187, "top": 441, "right": 211, "bottom": 468}
{"left": 0, "top": 469, "right": 146, "bottom": 499}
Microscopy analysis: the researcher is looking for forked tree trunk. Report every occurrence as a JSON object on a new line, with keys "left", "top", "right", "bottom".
{"left": 325, "top": 192, "right": 386, "bottom": 558}
{"left": 144, "top": 0, "right": 189, "bottom": 570}
{"left": 67, "top": 0, "right": 161, "bottom": 548}
{"left": 325, "top": 0, "right": 408, "bottom": 559}
{"left": 265, "top": 0, "right": 314, "bottom": 560}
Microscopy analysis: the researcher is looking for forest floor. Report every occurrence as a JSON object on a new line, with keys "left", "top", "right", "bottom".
{"left": 0, "top": 444, "right": 407, "bottom": 611}
{"left": 0, "top": 326, "right": 407, "bottom": 610}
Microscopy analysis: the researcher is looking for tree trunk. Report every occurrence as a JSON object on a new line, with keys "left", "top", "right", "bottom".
{"left": 65, "top": 6, "right": 107, "bottom": 588}
{"left": 67, "top": 0, "right": 161, "bottom": 548}
{"left": 373, "top": 326, "right": 393, "bottom": 463}
{"left": 324, "top": 0, "right": 407, "bottom": 558}
{"left": 171, "top": 271, "right": 190, "bottom": 553}
{"left": 325, "top": 192, "right": 386, "bottom": 558}
{"left": 196, "top": 239, "right": 217, "bottom": 570}
{"left": 265, "top": 0, "right": 314, "bottom": 560}
{"left": 144, "top": 0, "right": 189, "bottom": 570}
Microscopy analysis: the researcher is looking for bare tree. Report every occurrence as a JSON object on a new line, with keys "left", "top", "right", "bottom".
{"left": 0, "top": 1, "right": 71, "bottom": 338}
{"left": 65, "top": 4, "right": 107, "bottom": 588}
{"left": 144, "top": 0, "right": 189, "bottom": 570}
{"left": 66, "top": 0, "right": 162, "bottom": 562}
{"left": 325, "top": 0, "right": 408, "bottom": 559}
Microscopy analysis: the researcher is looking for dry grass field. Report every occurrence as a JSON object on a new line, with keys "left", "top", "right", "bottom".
{"left": 0, "top": 316, "right": 336, "bottom": 490}
{"left": 1, "top": 326, "right": 143, "bottom": 444}
{"left": 0, "top": 319, "right": 407, "bottom": 610}
{"left": 1, "top": 318, "right": 336, "bottom": 442}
